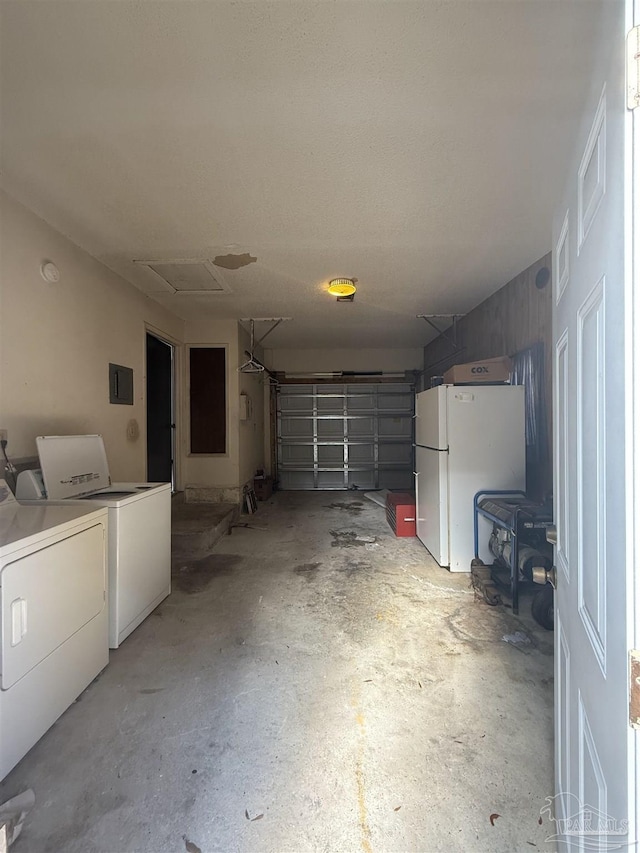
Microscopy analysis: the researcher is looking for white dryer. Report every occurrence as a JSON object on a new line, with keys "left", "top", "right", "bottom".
{"left": 17, "top": 435, "right": 171, "bottom": 649}
{"left": 0, "top": 480, "right": 108, "bottom": 779}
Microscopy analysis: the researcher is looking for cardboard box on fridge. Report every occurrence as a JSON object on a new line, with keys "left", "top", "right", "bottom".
{"left": 443, "top": 355, "right": 512, "bottom": 385}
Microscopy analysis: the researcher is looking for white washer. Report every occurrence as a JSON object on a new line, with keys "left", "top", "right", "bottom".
{"left": 0, "top": 480, "right": 108, "bottom": 780}
{"left": 17, "top": 435, "right": 171, "bottom": 649}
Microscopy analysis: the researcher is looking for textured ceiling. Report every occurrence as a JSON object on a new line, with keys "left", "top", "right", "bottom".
{"left": 0, "top": 0, "right": 599, "bottom": 349}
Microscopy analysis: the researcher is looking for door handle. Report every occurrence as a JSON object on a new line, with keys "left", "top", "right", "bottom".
{"left": 10, "top": 598, "right": 27, "bottom": 645}
{"left": 545, "top": 526, "right": 558, "bottom": 589}
{"left": 532, "top": 562, "right": 557, "bottom": 589}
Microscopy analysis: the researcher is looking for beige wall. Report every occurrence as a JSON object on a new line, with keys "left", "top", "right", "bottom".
{"left": 0, "top": 191, "right": 184, "bottom": 481}
{"left": 264, "top": 347, "right": 423, "bottom": 374}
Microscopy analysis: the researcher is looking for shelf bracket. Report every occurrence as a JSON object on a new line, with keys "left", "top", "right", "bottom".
{"left": 240, "top": 317, "right": 292, "bottom": 346}
{"left": 417, "top": 314, "right": 463, "bottom": 350}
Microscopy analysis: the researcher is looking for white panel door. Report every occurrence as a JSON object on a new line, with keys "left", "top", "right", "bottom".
{"left": 551, "top": 0, "right": 636, "bottom": 847}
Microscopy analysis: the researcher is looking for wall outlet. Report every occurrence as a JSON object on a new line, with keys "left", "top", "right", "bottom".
{"left": 0, "top": 430, "right": 7, "bottom": 445}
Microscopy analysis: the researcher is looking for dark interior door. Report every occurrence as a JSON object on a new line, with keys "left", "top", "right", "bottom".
{"left": 146, "top": 333, "right": 173, "bottom": 484}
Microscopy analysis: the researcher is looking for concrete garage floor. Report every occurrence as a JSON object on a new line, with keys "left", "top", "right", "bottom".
{"left": 1, "top": 492, "right": 554, "bottom": 853}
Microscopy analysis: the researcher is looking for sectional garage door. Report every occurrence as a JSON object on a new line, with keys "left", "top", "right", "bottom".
{"left": 276, "top": 383, "right": 414, "bottom": 490}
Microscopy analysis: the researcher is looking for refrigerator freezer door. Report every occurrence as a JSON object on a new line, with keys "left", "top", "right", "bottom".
{"left": 415, "top": 387, "right": 447, "bottom": 449}
{"left": 445, "top": 385, "right": 525, "bottom": 571}
{"left": 415, "top": 445, "right": 449, "bottom": 566}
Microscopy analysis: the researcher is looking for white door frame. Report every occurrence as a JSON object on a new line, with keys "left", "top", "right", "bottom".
{"left": 626, "top": 0, "right": 640, "bottom": 832}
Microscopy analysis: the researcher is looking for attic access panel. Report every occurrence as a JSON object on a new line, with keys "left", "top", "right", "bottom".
{"left": 134, "top": 259, "right": 232, "bottom": 294}
{"left": 276, "top": 383, "right": 414, "bottom": 491}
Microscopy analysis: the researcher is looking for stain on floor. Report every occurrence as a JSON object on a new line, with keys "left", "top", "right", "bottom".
{"left": 293, "top": 562, "right": 322, "bottom": 580}
{"left": 339, "top": 559, "right": 372, "bottom": 577}
{"left": 173, "top": 553, "right": 243, "bottom": 593}
{"left": 330, "top": 530, "right": 378, "bottom": 548}
{"left": 183, "top": 835, "right": 202, "bottom": 853}
{"left": 324, "top": 501, "right": 364, "bottom": 515}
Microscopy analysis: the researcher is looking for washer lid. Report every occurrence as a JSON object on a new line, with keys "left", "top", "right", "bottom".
{"left": 36, "top": 435, "right": 111, "bottom": 499}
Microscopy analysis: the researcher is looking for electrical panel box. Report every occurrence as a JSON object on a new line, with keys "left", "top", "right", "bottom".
{"left": 109, "top": 364, "right": 134, "bottom": 405}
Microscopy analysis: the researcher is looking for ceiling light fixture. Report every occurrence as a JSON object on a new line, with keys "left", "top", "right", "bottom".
{"left": 327, "top": 278, "right": 356, "bottom": 297}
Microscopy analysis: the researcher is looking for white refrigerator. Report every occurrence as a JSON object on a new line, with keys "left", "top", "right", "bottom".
{"left": 414, "top": 384, "right": 525, "bottom": 572}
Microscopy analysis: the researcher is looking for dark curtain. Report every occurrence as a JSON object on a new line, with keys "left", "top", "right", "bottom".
{"left": 511, "top": 342, "right": 549, "bottom": 502}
